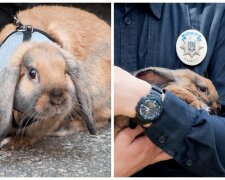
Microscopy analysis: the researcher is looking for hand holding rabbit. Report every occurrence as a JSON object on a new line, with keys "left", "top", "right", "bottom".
{"left": 114, "top": 67, "right": 220, "bottom": 137}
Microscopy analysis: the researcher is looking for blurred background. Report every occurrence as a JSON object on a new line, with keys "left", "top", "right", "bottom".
{"left": 0, "top": 3, "right": 111, "bottom": 31}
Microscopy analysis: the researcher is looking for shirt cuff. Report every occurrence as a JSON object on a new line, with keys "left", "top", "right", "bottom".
{"left": 146, "top": 92, "right": 197, "bottom": 157}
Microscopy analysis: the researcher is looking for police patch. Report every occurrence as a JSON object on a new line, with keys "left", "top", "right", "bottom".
{"left": 176, "top": 29, "right": 207, "bottom": 66}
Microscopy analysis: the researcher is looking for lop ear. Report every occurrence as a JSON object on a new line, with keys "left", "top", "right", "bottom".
{"left": 63, "top": 51, "right": 96, "bottom": 135}
{"left": 74, "top": 81, "right": 96, "bottom": 135}
{"left": 134, "top": 67, "right": 176, "bottom": 88}
{"left": 0, "top": 42, "right": 36, "bottom": 140}
{"left": 0, "top": 66, "right": 20, "bottom": 140}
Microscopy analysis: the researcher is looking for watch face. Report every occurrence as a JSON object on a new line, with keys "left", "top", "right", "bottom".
{"left": 138, "top": 98, "right": 162, "bottom": 122}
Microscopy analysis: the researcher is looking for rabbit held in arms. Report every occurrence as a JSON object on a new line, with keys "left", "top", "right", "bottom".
{"left": 0, "top": 6, "right": 111, "bottom": 149}
{"left": 114, "top": 67, "right": 220, "bottom": 137}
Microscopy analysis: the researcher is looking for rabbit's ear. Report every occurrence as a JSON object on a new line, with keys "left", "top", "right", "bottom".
{"left": 63, "top": 51, "right": 96, "bottom": 135}
{"left": 74, "top": 81, "right": 96, "bottom": 135}
{"left": 0, "top": 66, "right": 20, "bottom": 140}
{"left": 134, "top": 67, "right": 175, "bottom": 88}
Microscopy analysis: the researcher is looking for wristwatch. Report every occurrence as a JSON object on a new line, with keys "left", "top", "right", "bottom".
{"left": 130, "top": 85, "right": 165, "bottom": 128}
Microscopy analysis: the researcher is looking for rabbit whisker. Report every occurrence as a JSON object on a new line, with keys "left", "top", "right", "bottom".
{"left": 67, "top": 108, "right": 90, "bottom": 131}
{"left": 25, "top": 112, "right": 44, "bottom": 137}
{"left": 19, "top": 110, "right": 39, "bottom": 139}
{"left": 15, "top": 105, "right": 36, "bottom": 137}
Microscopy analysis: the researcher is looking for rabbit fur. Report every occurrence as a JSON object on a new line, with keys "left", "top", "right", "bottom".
{"left": 114, "top": 67, "right": 220, "bottom": 137}
{"left": 0, "top": 5, "right": 111, "bottom": 149}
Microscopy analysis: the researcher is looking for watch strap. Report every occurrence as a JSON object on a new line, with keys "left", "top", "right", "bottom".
{"left": 150, "top": 85, "right": 164, "bottom": 99}
{"left": 129, "top": 119, "right": 138, "bottom": 129}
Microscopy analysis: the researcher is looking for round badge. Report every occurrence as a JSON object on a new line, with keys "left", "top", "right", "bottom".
{"left": 176, "top": 29, "right": 207, "bottom": 66}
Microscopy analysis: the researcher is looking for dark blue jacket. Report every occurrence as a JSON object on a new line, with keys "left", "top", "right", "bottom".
{"left": 115, "top": 3, "right": 225, "bottom": 177}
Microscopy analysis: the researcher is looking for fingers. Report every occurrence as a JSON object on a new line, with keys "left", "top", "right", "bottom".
{"left": 116, "top": 125, "right": 145, "bottom": 144}
{"left": 132, "top": 135, "right": 172, "bottom": 164}
{"left": 114, "top": 125, "right": 173, "bottom": 177}
{"left": 131, "top": 135, "right": 161, "bottom": 156}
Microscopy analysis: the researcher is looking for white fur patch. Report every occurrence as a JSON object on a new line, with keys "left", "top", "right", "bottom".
{"left": 0, "top": 137, "right": 11, "bottom": 148}
{"left": 205, "top": 106, "right": 210, "bottom": 113}
{"left": 48, "top": 129, "right": 75, "bottom": 137}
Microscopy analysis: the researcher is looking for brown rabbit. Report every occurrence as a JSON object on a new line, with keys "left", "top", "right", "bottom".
{"left": 0, "top": 6, "right": 111, "bottom": 149}
{"left": 114, "top": 67, "right": 220, "bottom": 137}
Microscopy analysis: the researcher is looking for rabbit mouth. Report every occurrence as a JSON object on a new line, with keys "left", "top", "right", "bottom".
{"left": 50, "top": 105, "right": 68, "bottom": 118}
{"left": 12, "top": 98, "right": 71, "bottom": 128}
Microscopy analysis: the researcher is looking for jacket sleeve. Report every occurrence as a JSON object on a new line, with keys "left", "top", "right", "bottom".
{"left": 146, "top": 92, "right": 225, "bottom": 176}
{"left": 146, "top": 10, "right": 225, "bottom": 176}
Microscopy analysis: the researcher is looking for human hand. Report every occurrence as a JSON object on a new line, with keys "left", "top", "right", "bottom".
{"left": 114, "top": 125, "right": 172, "bottom": 177}
{"left": 114, "top": 66, "right": 151, "bottom": 117}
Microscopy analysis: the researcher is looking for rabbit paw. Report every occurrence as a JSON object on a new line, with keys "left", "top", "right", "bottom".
{"left": 0, "top": 137, "right": 37, "bottom": 150}
{"left": 0, "top": 137, "right": 11, "bottom": 149}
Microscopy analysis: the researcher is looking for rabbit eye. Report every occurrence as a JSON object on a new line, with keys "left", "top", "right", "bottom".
{"left": 197, "top": 86, "right": 208, "bottom": 93}
{"left": 29, "top": 68, "right": 36, "bottom": 79}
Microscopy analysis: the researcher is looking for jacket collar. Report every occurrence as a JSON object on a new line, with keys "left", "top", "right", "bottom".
{"left": 149, "top": 3, "right": 163, "bottom": 19}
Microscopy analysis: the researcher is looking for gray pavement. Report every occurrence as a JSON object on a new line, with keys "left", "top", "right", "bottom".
{"left": 0, "top": 125, "right": 111, "bottom": 177}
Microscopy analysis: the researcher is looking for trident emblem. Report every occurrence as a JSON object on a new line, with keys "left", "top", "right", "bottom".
{"left": 188, "top": 41, "right": 196, "bottom": 51}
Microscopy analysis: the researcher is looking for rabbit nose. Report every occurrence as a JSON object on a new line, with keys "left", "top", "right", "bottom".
{"left": 49, "top": 88, "right": 65, "bottom": 105}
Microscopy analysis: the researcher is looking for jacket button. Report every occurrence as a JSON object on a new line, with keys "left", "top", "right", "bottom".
{"left": 186, "top": 159, "right": 193, "bottom": 166}
{"left": 124, "top": 17, "right": 131, "bottom": 25}
{"left": 158, "top": 135, "right": 166, "bottom": 144}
